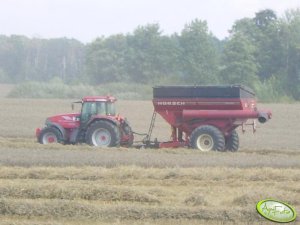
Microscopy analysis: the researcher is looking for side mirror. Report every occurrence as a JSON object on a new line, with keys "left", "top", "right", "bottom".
{"left": 71, "top": 101, "right": 82, "bottom": 111}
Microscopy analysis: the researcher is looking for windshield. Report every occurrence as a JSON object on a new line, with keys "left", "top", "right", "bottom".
{"left": 81, "top": 101, "right": 116, "bottom": 122}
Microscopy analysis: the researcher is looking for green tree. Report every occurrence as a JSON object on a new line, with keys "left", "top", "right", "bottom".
{"left": 0, "top": 35, "right": 85, "bottom": 83}
{"left": 278, "top": 9, "right": 300, "bottom": 99}
{"left": 254, "top": 9, "right": 277, "bottom": 27}
{"left": 230, "top": 10, "right": 281, "bottom": 80}
{"left": 179, "top": 19, "right": 219, "bottom": 84}
{"left": 0, "top": 35, "right": 28, "bottom": 82}
{"left": 86, "top": 34, "right": 128, "bottom": 84}
{"left": 126, "top": 23, "right": 167, "bottom": 84}
{"left": 220, "top": 33, "right": 259, "bottom": 87}
{"left": 253, "top": 9, "right": 282, "bottom": 80}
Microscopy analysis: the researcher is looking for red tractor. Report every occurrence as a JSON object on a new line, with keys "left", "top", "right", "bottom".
{"left": 143, "top": 85, "right": 272, "bottom": 151}
{"left": 36, "top": 96, "right": 133, "bottom": 147}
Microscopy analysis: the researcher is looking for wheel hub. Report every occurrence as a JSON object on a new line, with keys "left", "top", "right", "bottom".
{"left": 92, "top": 128, "right": 111, "bottom": 146}
{"left": 48, "top": 137, "right": 55, "bottom": 143}
{"left": 42, "top": 133, "right": 57, "bottom": 144}
{"left": 196, "top": 134, "right": 214, "bottom": 151}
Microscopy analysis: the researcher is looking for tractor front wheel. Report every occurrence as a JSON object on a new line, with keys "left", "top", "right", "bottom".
{"left": 190, "top": 125, "right": 225, "bottom": 151}
{"left": 225, "top": 130, "right": 239, "bottom": 152}
{"left": 38, "top": 127, "right": 62, "bottom": 144}
{"left": 86, "top": 121, "right": 120, "bottom": 147}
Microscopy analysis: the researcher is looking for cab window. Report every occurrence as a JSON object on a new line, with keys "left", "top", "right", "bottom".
{"left": 81, "top": 102, "right": 115, "bottom": 122}
{"left": 106, "top": 102, "right": 116, "bottom": 116}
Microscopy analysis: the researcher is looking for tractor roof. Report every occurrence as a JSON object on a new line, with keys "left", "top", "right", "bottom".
{"left": 82, "top": 96, "right": 117, "bottom": 102}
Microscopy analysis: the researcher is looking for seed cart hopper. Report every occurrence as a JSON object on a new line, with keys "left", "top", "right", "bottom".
{"left": 142, "top": 85, "right": 272, "bottom": 151}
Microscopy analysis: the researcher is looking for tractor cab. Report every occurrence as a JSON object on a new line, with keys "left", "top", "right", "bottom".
{"left": 79, "top": 96, "right": 117, "bottom": 124}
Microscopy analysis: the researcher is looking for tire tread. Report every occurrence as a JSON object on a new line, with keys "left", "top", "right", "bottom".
{"left": 225, "top": 130, "right": 239, "bottom": 152}
{"left": 190, "top": 125, "right": 225, "bottom": 151}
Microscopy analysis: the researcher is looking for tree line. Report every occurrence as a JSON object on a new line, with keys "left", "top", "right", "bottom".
{"left": 1, "top": 9, "right": 300, "bottom": 101}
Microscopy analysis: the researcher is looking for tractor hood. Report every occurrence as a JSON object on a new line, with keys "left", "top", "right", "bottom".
{"left": 46, "top": 113, "right": 80, "bottom": 129}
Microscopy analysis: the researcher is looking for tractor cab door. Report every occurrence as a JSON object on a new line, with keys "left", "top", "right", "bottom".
{"left": 80, "top": 102, "right": 107, "bottom": 127}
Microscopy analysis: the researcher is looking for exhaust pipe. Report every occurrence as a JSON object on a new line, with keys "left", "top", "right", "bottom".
{"left": 258, "top": 112, "right": 271, "bottom": 123}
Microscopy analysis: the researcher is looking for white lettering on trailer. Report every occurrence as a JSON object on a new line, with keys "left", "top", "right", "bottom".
{"left": 156, "top": 101, "right": 239, "bottom": 106}
{"left": 156, "top": 101, "right": 186, "bottom": 106}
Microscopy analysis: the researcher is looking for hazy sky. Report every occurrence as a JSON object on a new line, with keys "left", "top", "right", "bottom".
{"left": 1, "top": 0, "right": 299, "bottom": 43}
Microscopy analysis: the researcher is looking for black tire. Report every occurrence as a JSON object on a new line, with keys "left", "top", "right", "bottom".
{"left": 86, "top": 120, "right": 120, "bottom": 147}
{"left": 225, "top": 130, "right": 239, "bottom": 152}
{"left": 190, "top": 125, "right": 225, "bottom": 151}
{"left": 38, "top": 127, "right": 62, "bottom": 144}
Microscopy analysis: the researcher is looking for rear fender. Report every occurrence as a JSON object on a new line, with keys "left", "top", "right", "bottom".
{"left": 184, "top": 119, "right": 234, "bottom": 136}
{"left": 88, "top": 118, "right": 120, "bottom": 127}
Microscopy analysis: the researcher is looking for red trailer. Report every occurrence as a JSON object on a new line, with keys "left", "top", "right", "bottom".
{"left": 143, "top": 85, "right": 272, "bottom": 151}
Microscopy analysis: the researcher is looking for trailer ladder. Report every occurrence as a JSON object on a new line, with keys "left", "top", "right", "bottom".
{"left": 145, "top": 111, "right": 157, "bottom": 142}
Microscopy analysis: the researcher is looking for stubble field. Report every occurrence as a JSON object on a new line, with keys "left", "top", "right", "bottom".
{"left": 0, "top": 84, "right": 299, "bottom": 225}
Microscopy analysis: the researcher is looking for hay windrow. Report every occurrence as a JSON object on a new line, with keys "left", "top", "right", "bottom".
{"left": 0, "top": 198, "right": 259, "bottom": 221}
{"left": 0, "top": 184, "right": 160, "bottom": 203}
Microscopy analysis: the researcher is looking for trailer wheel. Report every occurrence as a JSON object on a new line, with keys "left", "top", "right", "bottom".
{"left": 38, "top": 127, "right": 62, "bottom": 144}
{"left": 86, "top": 120, "right": 120, "bottom": 147}
{"left": 190, "top": 125, "right": 225, "bottom": 151}
{"left": 225, "top": 130, "right": 239, "bottom": 152}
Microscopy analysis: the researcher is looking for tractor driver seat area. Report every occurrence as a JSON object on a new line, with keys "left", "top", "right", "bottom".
{"left": 96, "top": 102, "right": 106, "bottom": 115}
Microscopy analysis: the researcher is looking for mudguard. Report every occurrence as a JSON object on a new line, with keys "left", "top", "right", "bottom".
{"left": 45, "top": 122, "right": 67, "bottom": 141}
{"left": 87, "top": 117, "right": 121, "bottom": 128}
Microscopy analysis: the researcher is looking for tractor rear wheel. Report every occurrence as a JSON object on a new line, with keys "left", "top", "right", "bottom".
{"left": 225, "top": 130, "right": 239, "bottom": 152}
{"left": 86, "top": 121, "right": 120, "bottom": 147}
{"left": 38, "top": 127, "right": 62, "bottom": 144}
{"left": 190, "top": 125, "right": 225, "bottom": 151}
